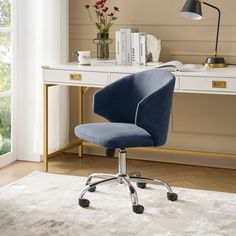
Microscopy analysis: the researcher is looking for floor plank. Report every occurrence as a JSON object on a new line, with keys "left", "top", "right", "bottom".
{"left": 0, "top": 153, "right": 236, "bottom": 193}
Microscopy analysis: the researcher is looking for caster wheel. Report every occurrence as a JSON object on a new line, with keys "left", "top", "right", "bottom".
{"left": 88, "top": 186, "right": 96, "bottom": 192}
{"left": 137, "top": 182, "right": 147, "bottom": 189}
{"left": 79, "top": 198, "right": 90, "bottom": 208}
{"left": 132, "top": 204, "right": 144, "bottom": 214}
{"left": 167, "top": 192, "right": 178, "bottom": 201}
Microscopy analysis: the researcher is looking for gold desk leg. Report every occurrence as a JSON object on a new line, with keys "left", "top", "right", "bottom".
{"left": 78, "top": 87, "right": 84, "bottom": 157}
{"left": 43, "top": 84, "right": 49, "bottom": 172}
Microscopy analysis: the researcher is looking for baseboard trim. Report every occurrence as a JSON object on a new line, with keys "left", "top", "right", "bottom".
{"left": 0, "top": 155, "right": 16, "bottom": 169}
{"left": 68, "top": 146, "right": 236, "bottom": 170}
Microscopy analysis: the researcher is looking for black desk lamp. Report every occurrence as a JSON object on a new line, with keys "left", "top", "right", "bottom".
{"left": 181, "top": 0, "right": 227, "bottom": 68}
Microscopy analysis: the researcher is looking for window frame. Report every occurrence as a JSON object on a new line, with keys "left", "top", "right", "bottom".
{"left": 0, "top": 0, "right": 17, "bottom": 168}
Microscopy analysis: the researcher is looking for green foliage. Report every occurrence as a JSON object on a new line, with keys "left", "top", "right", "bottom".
{"left": 0, "top": 97, "right": 11, "bottom": 156}
{"left": 0, "top": 31, "right": 11, "bottom": 92}
{"left": 0, "top": 137, "right": 11, "bottom": 155}
{"left": 0, "top": 97, "right": 11, "bottom": 136}
{"left": 0, "top": 0, "right": 11, "bottom": 156}
{"left": 0, "top": 61, "right": 11, "bottom": 92}
{"left": 0, "top": 133, "right": 3, "bottom": 150}
{"left": 0, "top": 0, "right": 11, "bottom": 27}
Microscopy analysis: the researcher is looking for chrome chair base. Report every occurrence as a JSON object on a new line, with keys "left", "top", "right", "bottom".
{"left": 78, "top": 149, "right": 178, "bottom": 214}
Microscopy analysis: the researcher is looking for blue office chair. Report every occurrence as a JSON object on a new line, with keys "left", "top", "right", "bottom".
{"left": 75, "top": 69, "right": 177, "bottom": 214}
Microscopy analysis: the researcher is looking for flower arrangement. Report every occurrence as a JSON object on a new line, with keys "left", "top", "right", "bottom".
{"left": 85, "top": 0, "right": 119, "bottom": 35}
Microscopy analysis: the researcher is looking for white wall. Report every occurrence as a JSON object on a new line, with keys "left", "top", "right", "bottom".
{"left": 69, "top": 0, "right": 236, "bottom": 64}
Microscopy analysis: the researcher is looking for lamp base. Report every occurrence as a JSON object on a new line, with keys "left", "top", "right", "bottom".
{"left": 205, "top": 57, "right": 227, "bottom": 68}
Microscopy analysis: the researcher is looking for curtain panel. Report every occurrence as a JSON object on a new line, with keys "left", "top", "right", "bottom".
{"left": 17, "top": 0, "right": 69, "bottom": 161}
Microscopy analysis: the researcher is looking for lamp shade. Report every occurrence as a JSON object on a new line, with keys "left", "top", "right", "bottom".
{"left": 181, "top": 0, "right": 202, "bottom": 20}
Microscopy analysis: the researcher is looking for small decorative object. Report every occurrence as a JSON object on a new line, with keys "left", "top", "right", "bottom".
{"left": 85, "top": 0, "right": 119, "bottom": 59}
{"left": 181, "top": 0, "right": 227, "bottom": 68}
{"left": 72, "top": 51, "right": 91, "bottom": 65}
{"left": 146, "top": 34, "right": 161, "bottom": 63}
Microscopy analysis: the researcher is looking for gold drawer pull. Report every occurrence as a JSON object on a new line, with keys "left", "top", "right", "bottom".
{"left": 41, "top": 65, "right": 49, "bottom": 69}
{"left": 212, "top": 80, "right": 227, "bottom": 88}
{"left": 69, "top": 74, "right": 82, "bottom": 81}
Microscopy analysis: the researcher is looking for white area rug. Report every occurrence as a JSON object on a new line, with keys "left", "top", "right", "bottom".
{"left": 0, "top": 171, "right": 236, "bottom": 236}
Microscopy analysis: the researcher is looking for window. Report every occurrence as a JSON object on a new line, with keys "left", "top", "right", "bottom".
{"left": 0, "top": 0, "right": 14, "bottom": 160}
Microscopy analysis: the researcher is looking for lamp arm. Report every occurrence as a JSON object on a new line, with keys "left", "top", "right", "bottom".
{"left": 201, "top": 1, "right": 221, "bottom": 57}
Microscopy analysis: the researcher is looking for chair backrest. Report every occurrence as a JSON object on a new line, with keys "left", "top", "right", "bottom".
{"left": 94, "top": 69, "right": 175, "bottom": 146}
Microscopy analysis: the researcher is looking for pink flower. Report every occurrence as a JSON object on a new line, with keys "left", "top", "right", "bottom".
{"left": 96, "top": 0, "right": 103, "bottom": 5}
{"left": 102, "top": 7, "right": 108, "bottom": 12}
{"left": 85, "top": 0, "right": 119, "bottom": 33}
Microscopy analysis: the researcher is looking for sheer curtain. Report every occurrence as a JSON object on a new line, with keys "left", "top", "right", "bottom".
{"left": 17, "top": 0, "right": 69, "bottom": 161}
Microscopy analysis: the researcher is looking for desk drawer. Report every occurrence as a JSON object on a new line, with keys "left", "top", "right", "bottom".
{"left": 44, "top": 69, "right": 108, "bottom": 86}
{"left": 111, "top": 73, "right": 180, "bottom": 90}
{"left": 182, "top": 76, "right": 236, "bottom": 93}
{"left": 110, "top": 73, "right": 130, "bottom": 83}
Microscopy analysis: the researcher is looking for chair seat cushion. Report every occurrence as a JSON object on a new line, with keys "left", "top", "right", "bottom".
{"left": 74, "top": 123, "right": 154, "bottom": 148}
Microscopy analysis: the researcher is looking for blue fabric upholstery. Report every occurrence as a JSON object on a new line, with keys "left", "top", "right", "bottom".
{"left": 75, "top": 69, "right": 175, "bottom": 148}
{"left": 75, "top": 123, "right": 154, "bottom": 148}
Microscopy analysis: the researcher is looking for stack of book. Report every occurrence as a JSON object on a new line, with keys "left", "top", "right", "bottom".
{"left": 116, "top": 28, "right": 147, "bottom": 66}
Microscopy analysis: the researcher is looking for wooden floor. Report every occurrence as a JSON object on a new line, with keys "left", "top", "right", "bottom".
{"left": 0, "top": 153, "right": 236, "bottom": 193}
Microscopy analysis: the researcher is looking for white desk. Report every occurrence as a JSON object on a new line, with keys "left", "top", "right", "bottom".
{"left": 43, "top": 64, "right": 236, "bottom": 171}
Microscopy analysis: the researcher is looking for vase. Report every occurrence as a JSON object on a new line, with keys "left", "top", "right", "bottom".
{"left": 93, "top": 32, "right": 113, "bottom": 59}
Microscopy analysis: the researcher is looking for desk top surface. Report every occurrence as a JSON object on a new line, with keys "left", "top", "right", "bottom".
{"left": 46, "top": 63, "right": 236, "bottom": 77}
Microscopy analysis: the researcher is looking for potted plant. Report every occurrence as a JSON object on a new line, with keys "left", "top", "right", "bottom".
{"left": 85, "top": 0, "right": 119, "bottom": 59}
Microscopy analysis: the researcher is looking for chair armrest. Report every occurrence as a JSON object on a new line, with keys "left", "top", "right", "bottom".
{"left": 135, "top": 79, "right": 175, "bottom": 146}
